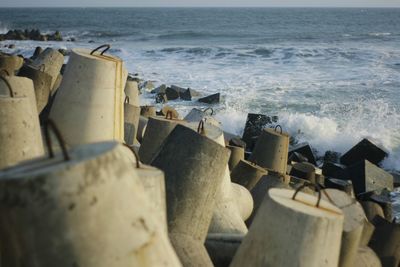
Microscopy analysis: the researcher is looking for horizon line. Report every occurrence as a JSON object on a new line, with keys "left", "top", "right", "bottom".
{"left": 1, "top": 6, "right": 400, "bottom": 8}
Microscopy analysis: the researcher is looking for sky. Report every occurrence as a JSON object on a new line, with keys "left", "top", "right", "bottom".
{"left": 1, "top": 0, "right": 400, "bottom": 7}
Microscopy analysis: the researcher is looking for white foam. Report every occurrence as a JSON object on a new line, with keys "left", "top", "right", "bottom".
{"left": 0, "top": 22, "right": 9, "bottom": 34}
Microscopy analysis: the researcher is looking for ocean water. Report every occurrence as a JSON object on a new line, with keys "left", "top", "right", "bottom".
{"left": 0, "top": 8, "right": 399, "bottom": 187}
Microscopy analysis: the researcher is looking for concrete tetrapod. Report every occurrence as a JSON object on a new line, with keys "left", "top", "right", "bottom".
{"left": 137, "top": 115, "right": 148, "bottom": 143}
{"left": 141, "top": 105, "right": 157, "bottom": 117}
{"left": 0, "top": 140, "right": 182, "bottom": 267}
{"left": 231, "top": 183, "right": 254, "bottom": 221}
{"left": 18, "top": 64, "right": 52, "bottom": 112}
{"left": 321, "top": 189, "right": 366, "bottom": 267}
{"left": 49, "top": 45, "right": 128, "bottom": 146}
{"left": 121, "top": 145, "right": 168, "bottom": 234}
{"left": 227, "top": 145, "right": 244, "bottom": 171}
{"left": 32, "top": 47, "right": 64, "bottom": 90}
{"left": 139, "top": 116, "right": 183, "bottom": 164}
{"left": 184, "top": 108, "right": 220, "bottom": 127}
{"left": 124, "top": 80, "right": 140, "bottom": 106}
{"left": 0, "top": 54, "right": 23, "bottom": 75}
{"left": 247, "top": 173, "right": 290, "bottom": 226}
{"left": 231, "top": 187, "right": 344, "bottom": 267}
{"left": 0, "top": 77, "right": 44, "bottom": 169}
{"left": 354, "top": 247, "right": 382, "bottom": 267}
{"left": 249, "top": 126, "right": 290, "bottom": 175}
{"left": 230, "top": 159, "right": 268, "bottom": 190}
{"left": 151, "top": 124, "right": 231, "bottom": 267}
{"left": 194, "top": 122, "right": 248, "bottom": 235}
{"left": 0, "top": 75, "right": 38, "bottom": 116}
{"left": 123, "top": 97, "right": 140, "bottom": 145}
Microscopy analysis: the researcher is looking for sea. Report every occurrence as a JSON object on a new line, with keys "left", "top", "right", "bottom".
{"left": 0, "top": 7, "right": 400, "bottom": 215}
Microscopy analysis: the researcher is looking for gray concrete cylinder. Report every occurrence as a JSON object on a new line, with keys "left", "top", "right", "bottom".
{"left": 0, "top": 141, "right": 182, "bottom": 267}
{"left": 354, "top": 247, "right": 382, "bottom": 267}
{"left": 151, "top": 124, "right": 230, "bottom": 266}
{"left": 0, "top": 75, "right": 38, "bottom": 116}
{"left": 227, "top": 145, "right": 244, "bottom": 171}
{"left": 141, "top": 105, "right": 157, "bottom": 117}
{"left": 231, "top": 188, "right": 344, "bottom": 267}
{"left": 17, "top": 64, "right": 52, "bottom": 112}
{"left": 247, "top": 173, "right": 290, "bottom": 226}
{"left": 231, "top": 159, "right": 267, "bottom": 190}
{"left": 139, "top": 116, "right": 182, "bottom": 164}
{"left": 321, "top": 189, "right": 365, "bottom": 267}
{"left": 124, "top": 80, "right": 140, "bottom": 106}
{"left": 123, "top": 100, "right": 140, "bottom": 146}
{"left": 32, "top": 48, "right": 64, "bottom": 90}
{"left": 121, "top": 145, "right": 168, "bottom": 234}
{"left": 184, "top": 108, "right": 220, "bottom": 127}
{"left": 0, "top": 77, "right": 44, "bottom": 169}
{"left": 137, "top": 115, "right": 148, "bottom": 143}
{"left": 231, "top": 183, "right": 254, "bottom": 221}
{"left": 49, "top": 47, "right": 128, "bottom": 146}
{"left": 249, "top": 127, "right": 290, "bottom": 175}
{"left": 361, "top": 201, "right": 385, "bottom": 222}
{"left": 290, "top": 162, "right": 317, "bottom": 183}
{"left": 0, "top": 55, "right": 23, "bottom": 75}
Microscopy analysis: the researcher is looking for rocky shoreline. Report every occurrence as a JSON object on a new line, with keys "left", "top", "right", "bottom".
{"left": 0, "top": 44, "right": 399, "bottom": 267}
{"left": 0, "top": 29, "right": 74, "bottom": 42}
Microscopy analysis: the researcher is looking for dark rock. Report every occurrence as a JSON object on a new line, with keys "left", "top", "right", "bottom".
{"left": 288, "top": 151, "right": 308, "bottom": 163}
{"left": 7, "top": 44, "right": 15, "bottom": 49}
{"left": 341, "top": 138, "right": 388, "bottom": 166}
{"left": 229, "top": 138, "right": 247, "bottom": 149}
{"left": 323, "top": 150, "right": 341, "bottom": 163}
{"left": 180, "top": 88, "right": 199, "bottom": 101}
{"left": 347, "top": 160, "right": 393, "bottom": 196}
{"left": 165, "top": 87, "right": 180, "bottom": 100}
{"left": 325, "top": 178, "right": 354, "bottom": 196}
{"left": 241, "top": 113, "right": 274, "bottom": 151}
{"left": 288, "top": 142, "right": 317, "bottom": 165}
{"left": 369, "top": 216, "right": 400, "bottom": 267}
{"left": 31, "top": 46, "right": 43, "bottom": 59}
{"left": 289, "top": 162, "right": 316, "bottom": 183}
{"left": 88, "top": 40, "right": 95, "bottom": 43}
{"left": 322, "top": 162, "right": 349, "bottom": 180}
{"left": 205, "top": 234, "right": 243, "bottom": 267}
{"left": 198, "top": 93, "right": 220, "bottom": 104}
{"left": 151, "top": 84, "right": 167, "bottom": 94}
{"left": 0, "top": 29, "right": 62, "bottom": 42}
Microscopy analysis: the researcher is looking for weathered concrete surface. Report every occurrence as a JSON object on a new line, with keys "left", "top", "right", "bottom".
{"left": 231, "top": 188, "right": 344, "bottom": 267}
{"left": 0, "top": 142, "right": 181, "bottom": 267}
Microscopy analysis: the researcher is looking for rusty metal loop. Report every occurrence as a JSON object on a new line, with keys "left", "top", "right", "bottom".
{"left": 316, "top": 183, "right": 335, "bottom": 205}
{"left": 123, "top": 143, "right": 140, "bottom": 169}
{"left": 0, "top": 75, "right": 14, "bottom": 97}
{"left": 124, "top": 96, "right": 130, "bottom": 104}
{"left": 165, "top": 110, "right": 173, "bottom": 120}
{"left": 197, "top": 119, "right": 205, "bottom": 135}
{"left": 0, "top": 69, "right": 10, "bottom": 76}
{"left": 44, "top": 119, "right": 70, "bottom": 161}
{"left": 203, "top": 107, "right": 214, "bottom": 116}
{"left": 292, "top": 182, "right": 322, "bottom": 207}
{"left": 90, "top": 44, "right": 111, "bottom": 56}
{"left": 274, "top": 125, "right": 283, "bottom": 134}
